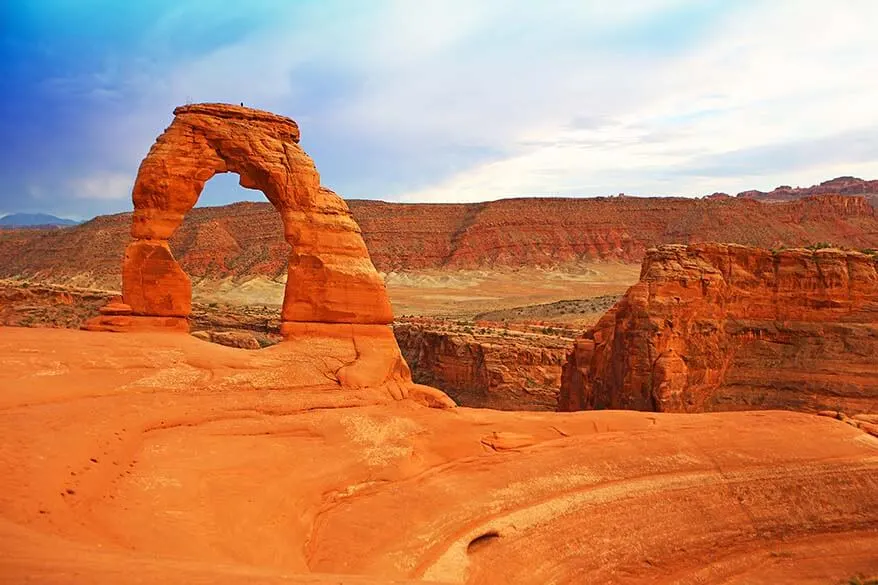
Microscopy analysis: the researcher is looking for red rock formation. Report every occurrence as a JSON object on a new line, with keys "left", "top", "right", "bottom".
{"left": 354, "top": 194, "right": 878, "bottom": 271}
{"left": 559, "top": 244, "right": 878, "bottom": 414}
{"left": 737, "top": 176, "right": 878, "bottom": 204}
{"left": 394, "top": 319, "right": 569, "bottom": 410}
{"left": 2, "top": 326, "right": 877, "bottom": 583}
{"left": 75, "top": 103, "right": 442, "bottom": 405}
{"left": 86, "top": 103, "right": 392, "bottom": 332}
{"left": 3, "top": 190, "right": 878, "bottom": 287}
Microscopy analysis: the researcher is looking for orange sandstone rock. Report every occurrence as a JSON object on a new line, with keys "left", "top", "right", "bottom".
{"left": 0, "top": 327, "right": 876, "bottom": 584}
{"left": 89, "top": 102, "right": 393, "bottom": 331}
{"left": 393, "top": 320, "right": 569, "bottom": 410}
{"left": 81, "top": 103, "right": 431, "bottom": 405}
{"left": 121, "top": 240, "right": 191, "bottom": 317}
{"left": 84, "top": 315, "right": 190, "bottom": 333}
{"left": 560, "top": 244, "right": 878, "bottom": 414}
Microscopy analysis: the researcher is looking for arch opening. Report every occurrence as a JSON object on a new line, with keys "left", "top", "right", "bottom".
{"left": 167, "top": 172, "right": 286, "bottom": 346}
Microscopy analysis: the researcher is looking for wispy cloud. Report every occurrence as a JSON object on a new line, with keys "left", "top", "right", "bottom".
{"left": 2, "top": 0, "right": 877, "bottom": 218}
{"left": 69, "top": 172, "right": 133, "bottom": 200}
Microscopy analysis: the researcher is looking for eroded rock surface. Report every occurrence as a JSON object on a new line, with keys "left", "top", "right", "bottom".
{"left": 4, "top": 191, "right": 878, "bottom": 289}
{"left": 86, "top": 103, "right": 392, "bottom": 332}
{"left": 0, "top": 327, "right": 876, "bottom": 584}
{"left": 76, "top": 103, "right": 435, "bottom": 404}
{"left": 560, "top": 244, "right": 878, "bottom": 414}
{"left": 737, "top": 175, "right": 878, "bottom": 207}
{"left": 394, "top": 320, "right": 570, "bottom": 410}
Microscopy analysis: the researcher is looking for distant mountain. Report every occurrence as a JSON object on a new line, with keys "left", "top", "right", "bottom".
{"left": 0, "top": 189, "right": 877, "bottom": 290}
{"left": 736, "top": 176, "right": 878, "bottom": 208}
{"left": 0, "top": 213, "right": 80, "bottom": 228}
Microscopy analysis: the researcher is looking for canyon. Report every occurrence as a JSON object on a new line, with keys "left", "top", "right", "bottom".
{"left": 394, "top": 319, "right": 573, "bottom": 411}
{"left": 2, "top": 181, "right": 878, "bottom": 413}
{"left": 559, "top": 244, "right": 878, "bottom": 415}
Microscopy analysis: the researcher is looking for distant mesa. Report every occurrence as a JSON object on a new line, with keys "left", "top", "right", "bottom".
{"left": 736, "top": 176, "right": 878, "bottom": 204}
{"left": 0, "top": 213, "right": 79, "bottom": 228}
{"left": 1, "top": 188, "right": 877, "bottom": 288}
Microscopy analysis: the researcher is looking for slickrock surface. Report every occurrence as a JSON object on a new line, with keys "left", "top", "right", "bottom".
{"left": 2, "top": 191, "right": 877, "bottom": 288}
{"left": 1, "top": 327, "right": 877, "bottom": 584}
{"left": 560, "top": 244, "right": 878, "bottom": 414}
{"left": 394, "top": 319, "right": 572, "bottom": 410}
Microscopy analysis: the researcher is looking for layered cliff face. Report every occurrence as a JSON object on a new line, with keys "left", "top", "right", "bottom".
{"left": 559, "top": 244, "right": 878, "bottom": 414}
{"left": 354, "top": 194, "right": 878, "bottom": 270}
{"left": 394, "top": 320, "right": 570, "bottom": 410}
{"left": 2, "top": 191, "right": 877, "bottom": 287}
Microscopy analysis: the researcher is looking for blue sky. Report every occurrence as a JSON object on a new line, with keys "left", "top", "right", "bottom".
{"left": 2, "top": 0, "right": 877, "bottom": 219}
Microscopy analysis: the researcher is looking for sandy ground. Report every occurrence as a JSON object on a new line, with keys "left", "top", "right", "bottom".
{"left": 385, "top": 263, "right": 640, "bottom": 318}
{"left": 0, "top": 326, "right": 876, "bottom": 584}
{"left": 189, "top": 263, "right": 642, "bottom": 321}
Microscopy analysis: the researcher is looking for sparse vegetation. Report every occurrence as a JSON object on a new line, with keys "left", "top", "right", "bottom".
{"left": 846, "top": 576, "right": 878, "bottom": 585}
{"left": 474, "top": 295, "right": 621, "bottom": 325}
{"left": 805, "top": 241, "right": 833, "bottom": 251}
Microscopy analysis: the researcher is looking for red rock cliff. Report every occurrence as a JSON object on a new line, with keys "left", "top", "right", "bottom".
{"left": 2, "top": 192, "right": 877, "bottom": 287}
{"left": 394, "top": 320, "right": 569, "bottom": 410}
{"left": 737, "top": 176, "right": 878, "bottom": 205}
{"left": 559, "top": 244, "right": 878, "bottom": 414}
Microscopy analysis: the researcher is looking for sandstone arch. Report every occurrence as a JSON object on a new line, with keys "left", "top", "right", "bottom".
{"left": 101, "top": 103, "right": 393, "bottom": 332}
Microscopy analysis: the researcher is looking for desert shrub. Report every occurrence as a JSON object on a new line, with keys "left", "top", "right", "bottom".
{"left": 770, "top": 245, "right": 787, "bottom": 255}
{"left": 805, "top": 242, "right": 833, "bottom": 251}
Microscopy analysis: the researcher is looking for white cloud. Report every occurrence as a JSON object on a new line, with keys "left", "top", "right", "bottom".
{"left": 69, "top": 172, "right": 133, "bottom": 200}
{"left": 58, "top": 0, "right": 878, "bottom": 209}
{"left": 395, "top": 0, "right": 878, "bottom": 201}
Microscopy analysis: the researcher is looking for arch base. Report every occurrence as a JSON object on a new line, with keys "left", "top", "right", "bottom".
{"left": 82, "top": 315, "right": 190, "bottom": 334}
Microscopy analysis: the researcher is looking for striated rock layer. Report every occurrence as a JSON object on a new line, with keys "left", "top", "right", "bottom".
{"left": 1, "top": 327, "right": 877, "bottom": 584}
{"left": 394, "top": 320, "right": 570, "bottom": 411}
{"left": 2, "top": 191, "right": 878, "bottom": 288}
{"left": 559, "top": 244, "right": 878, "bottom": 414}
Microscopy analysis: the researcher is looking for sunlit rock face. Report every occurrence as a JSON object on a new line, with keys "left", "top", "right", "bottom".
{"left": 98, "top": 102, "right": 394, "bottom": 330}
{"left": 560, "top": 243, "right": 878, "bottom": 414}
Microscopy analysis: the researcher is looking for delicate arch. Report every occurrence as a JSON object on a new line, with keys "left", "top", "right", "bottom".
{"left": 118, "top": 103, "right": 393, "bottom": 330}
